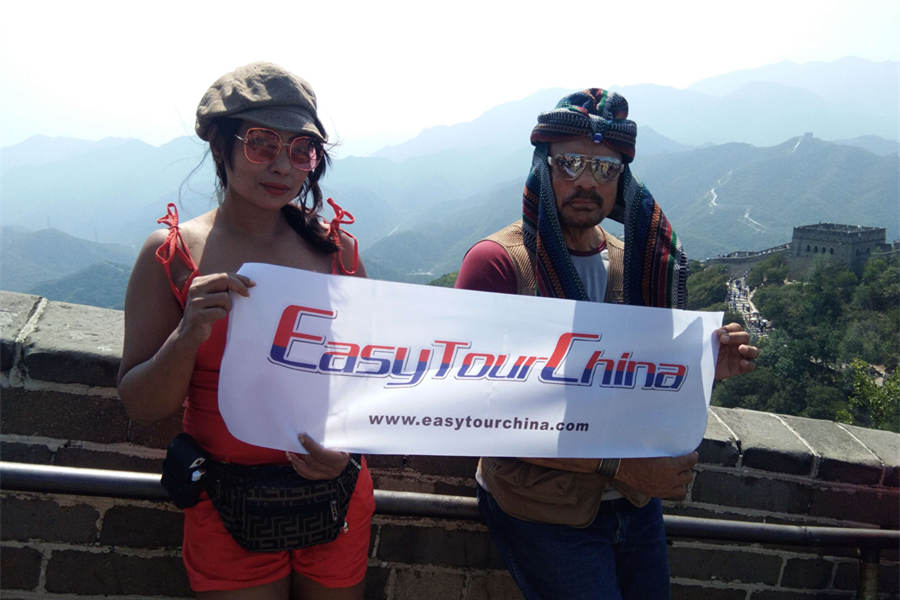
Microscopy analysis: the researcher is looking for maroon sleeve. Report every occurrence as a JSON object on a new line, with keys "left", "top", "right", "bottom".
{"left": 455, "top": 240, "right": 518, "bottom": 294}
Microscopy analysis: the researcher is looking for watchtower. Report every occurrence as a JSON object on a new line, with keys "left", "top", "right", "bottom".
{"left": 791, "top": 223, "right": 886, "bottom": 274}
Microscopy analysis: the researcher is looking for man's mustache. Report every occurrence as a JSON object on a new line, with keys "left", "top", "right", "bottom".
{"left": 562, "top": 190, "right": 606, "bottom": 205}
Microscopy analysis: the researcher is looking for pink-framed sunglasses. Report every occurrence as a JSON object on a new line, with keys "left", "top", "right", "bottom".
{"left": 234, "top": 127, "right": 320, "bottom": 171}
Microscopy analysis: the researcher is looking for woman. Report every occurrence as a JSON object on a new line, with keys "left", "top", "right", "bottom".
{"left": 117, "top": 63, "right": 374, "bottom": 599}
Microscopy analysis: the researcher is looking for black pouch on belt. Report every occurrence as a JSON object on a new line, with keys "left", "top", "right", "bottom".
{"left": 161, "top": 433, "right": 210, "bottom": 509}
{"left": 205, "top": 454, "right": 362, "bottom": 552}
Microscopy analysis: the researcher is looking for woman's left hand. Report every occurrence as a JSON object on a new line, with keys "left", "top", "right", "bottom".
{"left": 286, "top": 434, "right": 350, "bottom": 480}
{"left": 715, "top": 323, "right": 759, "bottom": 380}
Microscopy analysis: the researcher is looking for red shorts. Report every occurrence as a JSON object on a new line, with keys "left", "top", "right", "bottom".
{"left": 182, "top": 463, "right": 375, "bottom": 592}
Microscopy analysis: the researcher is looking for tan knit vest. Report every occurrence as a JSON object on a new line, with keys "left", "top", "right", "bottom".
{"left": 478, "top": 221, "right": 649, "bottom": 526}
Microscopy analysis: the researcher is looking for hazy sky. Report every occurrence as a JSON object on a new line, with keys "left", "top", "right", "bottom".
{"left": 2, "top": 0, "right": 898, "bottom": 157}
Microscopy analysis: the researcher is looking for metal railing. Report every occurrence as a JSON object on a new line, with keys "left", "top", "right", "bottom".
{"left": 2, "top": 461, "right": 897, "bottom": 598}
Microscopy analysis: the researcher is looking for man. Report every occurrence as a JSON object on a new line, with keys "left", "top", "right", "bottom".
{"left": 455, "top": 89, "right": 758, "bottom": 599}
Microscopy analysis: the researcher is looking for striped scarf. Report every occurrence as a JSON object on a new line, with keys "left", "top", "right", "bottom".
{"left": 522, "top": 89, "right": 688, "bottom": 309}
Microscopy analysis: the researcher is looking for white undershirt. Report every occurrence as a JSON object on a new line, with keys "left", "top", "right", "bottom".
{"left": 570, "top": 248, "right": 609, "bottom": 302}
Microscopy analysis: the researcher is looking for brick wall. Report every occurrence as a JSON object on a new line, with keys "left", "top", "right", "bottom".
{"left": 1, "top": 291, "right": 898, "bottom": 599}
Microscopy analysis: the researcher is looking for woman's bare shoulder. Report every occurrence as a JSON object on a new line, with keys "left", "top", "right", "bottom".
{"left": 129, "top": 207, "right": 216, "bottom": 289}
{"left": 174, "top": 208, "right": 217, "bottom": 248}
{"left": 138, "top": 207, "right": 216, "bottom": 250}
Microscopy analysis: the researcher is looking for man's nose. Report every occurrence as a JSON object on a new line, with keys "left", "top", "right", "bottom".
{"left": 574, "top": 163, "right": 596, "bottom": 185}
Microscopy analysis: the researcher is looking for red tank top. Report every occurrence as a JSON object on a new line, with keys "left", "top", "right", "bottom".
{"left": 154, "top": 202, "right": 355, "bottom": 464}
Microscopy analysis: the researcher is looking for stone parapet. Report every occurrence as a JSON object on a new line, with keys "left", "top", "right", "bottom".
{"left": 1, "top": 291, "right": 898, "bottom": 598}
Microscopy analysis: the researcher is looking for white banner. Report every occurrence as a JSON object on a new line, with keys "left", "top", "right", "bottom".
{"left": 218, "top": 263, "right": 723, "bottom": 458}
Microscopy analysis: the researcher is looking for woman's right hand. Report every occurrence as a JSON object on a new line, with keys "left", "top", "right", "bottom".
{"left": 178, "top": 273, "right": 255, "bottom": 346}
{"left": 286, "top": 434, "right": 352, "bottom": 480}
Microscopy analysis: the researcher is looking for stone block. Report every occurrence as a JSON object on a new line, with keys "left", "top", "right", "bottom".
{"left": 99, "top": 505, "right": 183, "bottom": 547}
{"left": 0, "top": 544, "right": 42, "bottom": 590}
{"left": 365, "top": 454, "right": 408, "bottom": 469}
{"left": 809, "top": 487, "right": 900, "bottom": 528}
{"left": 371, "top": 474, "right": 435, "bottom": 494}
{"left": 780, "top": 557, "right": 834, "bottom": 588}
{"left": 128, "top": 410, "right": 184, "bottom": 449}
{"left": 833, "top": 561, "right": 858, "bottom": 590}
{"left": 701, "top": 408, "right": 740, "bottom": 466}
{"left": 878, "top": 558, "right": 899, "bottom": 593}
{"left": 433, "top": 480, "right": 477, "bottom": 497}
{"left": 834, "top": 560, "right": 900, "bottom": 598}
{"left": 669, "top": 584, "right": 747, "bottom": 600}
{"left": 691, "top": 470, "right": 812, "bottom": 514}
{"left": 406, "top": 455, "right": 479, "bottom": 478}
{"left": 22, "top": 300, "right": 123, "bottom": 386}
{"left": 0, "top": 441, "right": 54, "bottom": 464}
{"left": 766, "top": 542, "right": 855, "bottom": 559}
{"left": 363, "top": 564, "right": 389, "bottom": 600}
{"left": 668, "top": 545, "right": 781, "bottom": 584}
{"left": 465, "top": 570, "right": 524, "bottom": 600}
{"left": 841, "top": 424, "right": 900, "bottom": 487}
{"left": 391, "top": 568, "right": 466, "bottom": 600}
{"left": 378, "top": 524, "right": 505, "bottom": 569}
{"left": 0, "top": 291, "right": 40, "bottom": 371}
{"left": 784, "top": 416, "right": 882, "bottom": 484}
{"left": 45, "top": 549, "right": 190, "bottom": 596}
{"left": 1, "top": 495, "right": 99, "bottom": 543}
{"left": 714, "top": 408, "right": 813, "bottom": 475}
{"left": 54, "top": 446, "right": 163, "bottom": 473}
{"left": 0, "top": 387, "right": 129, "bottom": 443}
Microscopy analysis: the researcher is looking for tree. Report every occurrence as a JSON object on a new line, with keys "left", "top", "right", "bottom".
{"left": 853, "top": 255, "right": 900, "bottom": 312}
{"left": 746, "top": 254, "right": 788, "bottom": 288}
{"left": 845, "top": 359, "right": 900, "bottom": 432}
{"left": 704, "top": 302, "right": 746, "bottom": 329}
{"left": 714, "top": 253, "right": 897, "bottom": 429}
{"left": 686, "top": 262, "right": 729, "bottom": 310}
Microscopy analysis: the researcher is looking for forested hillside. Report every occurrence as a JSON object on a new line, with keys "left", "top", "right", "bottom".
{"left": 29, "top": 262, "right": 131, "bottom": 310}
{"left": 710, "top": 254, "right": 899, "bottom": 431}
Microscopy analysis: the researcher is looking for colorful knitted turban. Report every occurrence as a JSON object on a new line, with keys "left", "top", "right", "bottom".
{"left": 531, "top": 88, "right": 636, "bottom": 163}
{"left": 522, "top": 89, "right": 688, "bottom": 309}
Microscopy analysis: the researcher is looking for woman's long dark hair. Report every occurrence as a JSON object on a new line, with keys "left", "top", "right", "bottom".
{"left": 210, "top": 117, "right": 338, "bottom": 253}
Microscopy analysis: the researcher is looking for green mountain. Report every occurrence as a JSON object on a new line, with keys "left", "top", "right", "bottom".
{"left": 363, "top": 134, "right": 898, "bottom": 279}
{"left": 688, "top": 57, "right": 897, "bottom": 122}
{"left": 2, "top": 134, "right": 895, "bottom": 301}
{"left": 0, "top": 227, "right": 136, "bottom": 292}
{"left": 1, "top": 58, "right": 896, "bottom": 299}
{"left": 29, "top": 261, "right": 131, "bottom": 310}
{"left": 0, "top": 135, "right": 216, "bottom": 245}
{"left": 646, "top": 134, "right": 899, "bottom": 258}
{"left": 363, "top": 179, "right": 525, "bottom": 282}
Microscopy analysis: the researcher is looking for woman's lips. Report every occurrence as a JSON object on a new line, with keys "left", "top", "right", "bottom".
{"left": 261, "top": 183, "right": 291, "bottom": 196}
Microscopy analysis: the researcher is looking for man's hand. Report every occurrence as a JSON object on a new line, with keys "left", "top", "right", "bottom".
{"left": 615, "top": 452, "right": 698, "bottom": 499}
{"left": 715, "top": 323, "right": 759, "bottom": 380}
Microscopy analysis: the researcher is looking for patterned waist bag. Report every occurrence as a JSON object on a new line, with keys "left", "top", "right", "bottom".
{"left": 161, "top": 433, "right": 361, "bottom": 552}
